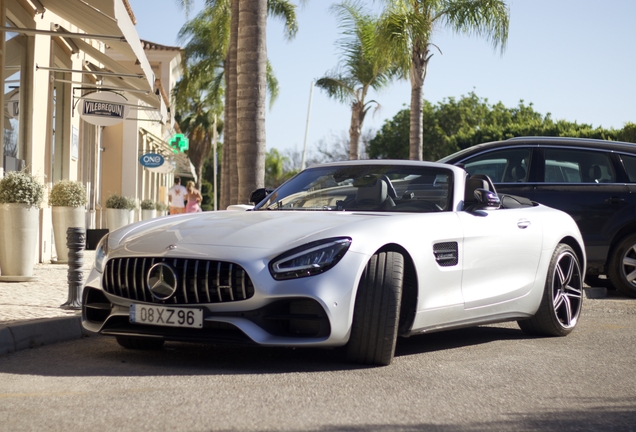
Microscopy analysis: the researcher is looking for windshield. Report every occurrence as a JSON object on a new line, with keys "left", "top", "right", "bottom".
{"left": 255, "top": 165, "right": 453, "bottom": 213}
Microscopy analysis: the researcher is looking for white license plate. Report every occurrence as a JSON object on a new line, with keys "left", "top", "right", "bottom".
{"left": 130, "top": 304, "right": 203, "bottom": 328}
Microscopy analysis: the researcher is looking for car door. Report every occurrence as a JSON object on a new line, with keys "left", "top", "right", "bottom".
{"left": 533, "top": 147, "right": 632, "bottom": 267}
{"left": 457, "top": 206, "right": 543, "bottom": 309}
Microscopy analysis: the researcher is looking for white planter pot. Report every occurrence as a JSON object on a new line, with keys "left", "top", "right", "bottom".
{"left": 0, "top": 203, "right": 39, "bottom": 279}
{"left": 106, "top": 208, "right": 134, "bottom": 232}
{"left": 141, "top": 209, "right": 157, "bottom": 220}
{"left": 52, "top": 206, "right": 85, "bottom": 263}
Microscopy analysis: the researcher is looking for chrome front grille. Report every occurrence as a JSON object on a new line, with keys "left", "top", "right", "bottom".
{"left": 102, "top": 257, "right": 255, "bottom": 304}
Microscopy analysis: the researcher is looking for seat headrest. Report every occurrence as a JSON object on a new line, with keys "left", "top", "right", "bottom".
{"left": 355, "top": 176, "right": 388, "bottom": 209}
{"left": 589, "top": 165, "right": 602, "bottom": 182}
{"left": 511, "top": 165, "right": 526, "bottom": 181}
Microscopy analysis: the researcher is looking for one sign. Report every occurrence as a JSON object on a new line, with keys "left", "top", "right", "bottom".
{"left": 139, "top": 153, "right": 165, "bottom": 168}
{"left": 169, "top": 133, "right": 189, "bottom": 153}
{"left": 79, "top": 91, "right": 130, "bottom": 126}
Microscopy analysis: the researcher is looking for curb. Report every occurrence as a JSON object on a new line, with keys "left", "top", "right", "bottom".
{"left": 0, "top": 315, "right": 86, "bottom": 356}
{"left": 584, "top": 287, "right": 608, "bottom": 299}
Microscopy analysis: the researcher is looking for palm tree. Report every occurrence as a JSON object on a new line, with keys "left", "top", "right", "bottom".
{"left": 177, "top": 0, "right": 300, "bottom": 207}
{"left": 236, "top": 0, "right": 268, "bottom": 203}
{"left": 316, "top": 1, "right": 397, "bottom": 160}
{"left": 378, "top": 0, "right": 509, "bottom": 160}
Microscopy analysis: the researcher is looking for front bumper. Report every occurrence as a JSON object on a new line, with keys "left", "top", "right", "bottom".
{"left": 81, "top": 250, "right": 368, "bottom": 347}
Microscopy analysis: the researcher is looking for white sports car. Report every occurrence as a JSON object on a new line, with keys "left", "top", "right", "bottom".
{"left": 82, "top": 160, "right": 585, "bottom": 366}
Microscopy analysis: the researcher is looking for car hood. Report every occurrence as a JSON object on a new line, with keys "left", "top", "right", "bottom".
{"left": 112, "top": 210, "right": 394, "bottom": 255}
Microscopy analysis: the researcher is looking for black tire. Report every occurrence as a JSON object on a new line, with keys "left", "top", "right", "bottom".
{"left": 346, "top": 251, "right": 404, "bottom": 366}
{"left": 608, "top": 233, "right": 636, "bottom": 298}
{"left": 116, "top": 336, "right": 164, "bottom": 350}
{"left": 518, "top": 244, "right": 583, "bottom": 337}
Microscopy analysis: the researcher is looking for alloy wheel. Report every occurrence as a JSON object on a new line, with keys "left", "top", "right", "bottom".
{"left": 619, "top": 243, "right": 636, "bottom": 288}
{"left": 552, "top": 250, "right": 583, "bottom": 329}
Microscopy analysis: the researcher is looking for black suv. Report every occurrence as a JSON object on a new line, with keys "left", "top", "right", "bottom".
{"left": 440, "top": 136, "right": 636, "bottom": 297}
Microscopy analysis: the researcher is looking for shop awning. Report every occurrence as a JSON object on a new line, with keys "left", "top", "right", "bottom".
{"left": 36, "top": 0, "right": 167, "bottom": 121}
{"left": 4, "top": 35, "right": 25, "bottom": 69}
{"left": 37, "top": 0, "right": 153, "bottom": 88}
{"left": 71, "top": 38, "right": 163, "bottom": 110}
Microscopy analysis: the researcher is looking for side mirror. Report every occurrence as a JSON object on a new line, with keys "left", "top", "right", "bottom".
{"left": 474, "top": 189, "right": 501, "bottom": 210}
{"left": 249, "top": 188, "right": 274, "bottom": 205}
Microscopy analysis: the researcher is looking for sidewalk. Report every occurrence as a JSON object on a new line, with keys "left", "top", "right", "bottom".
{"left": 0, "top": 251, "right": 95, "bottom": 355}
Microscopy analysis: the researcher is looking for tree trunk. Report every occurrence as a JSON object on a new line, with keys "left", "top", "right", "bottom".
{"left": 226, "top": 0, "right": 241, "bottom": 206}
{"left": 349, "top": 101, "right": 365, "bottom": 160}
{"left": 221, "top": 59, "right": 231, "bottom": 209}
{"left": 409, "top": 44, "right": 429, "bottom": 161}
{"left": 236, "top": 0, "right": 267, "bottom": 204}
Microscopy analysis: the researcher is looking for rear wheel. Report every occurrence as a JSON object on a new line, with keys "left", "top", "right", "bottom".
{"left": 518, "top": 244, "right": 583, "bottom": 336}
{"left": 608, "top": 234, "right": 636, "bottom": 298}
{"left": 116, "top": 336, "right": 164, "bottom": 350}
{"left": 346, "top": 251, "right": 403, "bottom": 366}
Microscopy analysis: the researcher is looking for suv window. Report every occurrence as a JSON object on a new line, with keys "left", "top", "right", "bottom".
{"left": 462, "top": 148, "right": 531, "bottom": 182}
{"left": 544, "top": 149, "right": 615, "bottom": 183}
{"left": 620, "top": 155, "right": 636, "bottom": 182}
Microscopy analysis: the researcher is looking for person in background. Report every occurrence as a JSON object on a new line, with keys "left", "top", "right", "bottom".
{"left": 168, "top": 177, "right": 187, "bottom": 215}
{"left": 185, "top": 181, "right": 203, "bottom": 213}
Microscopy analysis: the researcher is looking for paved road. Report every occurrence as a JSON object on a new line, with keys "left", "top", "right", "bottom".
{"left": 1, "top": 295, "right": 635, "bottom": 432}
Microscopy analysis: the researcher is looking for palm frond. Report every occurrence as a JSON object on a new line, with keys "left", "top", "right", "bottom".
{"left": 266, "top": 61, "right": 280, "bottom": 108}
{"left": 268, "top": 0, "right": 299, "bottom": 40}
{"left": 435, "top": 0, "right": 509, "bottom": 52}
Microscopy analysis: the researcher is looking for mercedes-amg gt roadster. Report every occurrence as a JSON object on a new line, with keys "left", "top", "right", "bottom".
{"left": 82, "top": 160, "right": 585, "bottom": 365}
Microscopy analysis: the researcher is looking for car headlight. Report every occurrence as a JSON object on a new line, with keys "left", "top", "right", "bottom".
{"left": 94, "top": 234, "right": 110, "bottom": 273}
{"left": 269, "top": 237, "right": 351, "bottom": 280}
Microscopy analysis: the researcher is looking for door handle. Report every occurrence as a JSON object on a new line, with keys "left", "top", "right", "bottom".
{"left": 517, "top": 219, "right": 531, "bottom": 229}
{"left": 607, "top": 196, "right": 625, "bottom": 205}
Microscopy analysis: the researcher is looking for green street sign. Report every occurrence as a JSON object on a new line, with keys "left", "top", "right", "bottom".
{"left": 169, "top": 133, "right": 189, "bottom": 153}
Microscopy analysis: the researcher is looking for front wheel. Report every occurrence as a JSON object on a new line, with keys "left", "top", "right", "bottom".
{"left": 346, "top": 251, "right": 404, "bottom": 366}
{"left": 518, "top": 244, "right": 583, "bottom": 336}
{"left": 608, "top": 234, "right": 636, "bottom": 298}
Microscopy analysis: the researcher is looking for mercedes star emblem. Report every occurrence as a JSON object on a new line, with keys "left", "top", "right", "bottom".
{"left": 147, "top": 262, "right": 178, "bottom": 300}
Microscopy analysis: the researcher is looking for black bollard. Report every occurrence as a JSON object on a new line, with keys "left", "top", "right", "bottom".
{"left": 60, "top": 227, "right": 85, "bottom": 310}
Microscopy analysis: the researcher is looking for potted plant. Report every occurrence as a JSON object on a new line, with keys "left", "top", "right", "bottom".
{"left": 105, "top": 194, "right": 136, "bottom": 231}
{"left": 140, "top": 199, "right": 157, "bottom": 220}
{"left": 155, "top": 201, "right": 168, "bottom": 217}
{"left": 0, "top": 169, "right": 44, "bottom": 279}
{"left": 49, "top": 180, "right": 86, "bottom": 263}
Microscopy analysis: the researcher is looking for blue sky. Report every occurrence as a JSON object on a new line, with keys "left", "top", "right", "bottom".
{"left": 128, "top": 0, "right": 636, "bottom": 155}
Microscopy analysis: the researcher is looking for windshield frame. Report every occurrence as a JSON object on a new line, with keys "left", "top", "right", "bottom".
{"left": 254, "top": 164, "right": 455, "bottom": 214}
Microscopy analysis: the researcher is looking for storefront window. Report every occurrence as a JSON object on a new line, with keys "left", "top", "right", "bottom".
{"left": 3, "top": 28, "right": 23, "bottom": 171}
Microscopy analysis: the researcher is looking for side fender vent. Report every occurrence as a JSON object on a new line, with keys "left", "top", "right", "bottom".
{"left": 433, "top": 242, "right": 458, "bottom": 267}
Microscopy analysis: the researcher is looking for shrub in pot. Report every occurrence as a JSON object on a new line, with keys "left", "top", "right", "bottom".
{"left": 105, "top": 194, "right": 136, "bottom": 231}
{"left": 140, "top": 199, "right": 157, "bottom": 220}
{"left": 0, "top": 170, "right": 44, "bottom": 279}
{"left": 155, "top": 201, "right": 168, "bottom": 217}
{"left": 49, "top": 180, "right": 87, "bottom": 263}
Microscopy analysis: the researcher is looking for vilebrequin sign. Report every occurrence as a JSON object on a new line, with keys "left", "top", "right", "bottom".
{"left": 79, "top": 91, "right": 130, "bottom": 126}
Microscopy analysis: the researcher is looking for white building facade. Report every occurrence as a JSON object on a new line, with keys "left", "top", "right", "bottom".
{"left": 1, "top": 0, "right": 190, "bottom": 264}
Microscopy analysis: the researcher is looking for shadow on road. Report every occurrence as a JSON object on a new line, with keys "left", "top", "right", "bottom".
{"left": 0, "top": 324, "right": 529, "bottom": 377}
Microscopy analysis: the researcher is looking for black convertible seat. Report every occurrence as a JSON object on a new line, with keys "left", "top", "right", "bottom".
{"left": 353, "top": 175, "right": 396, "bottom": 210}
